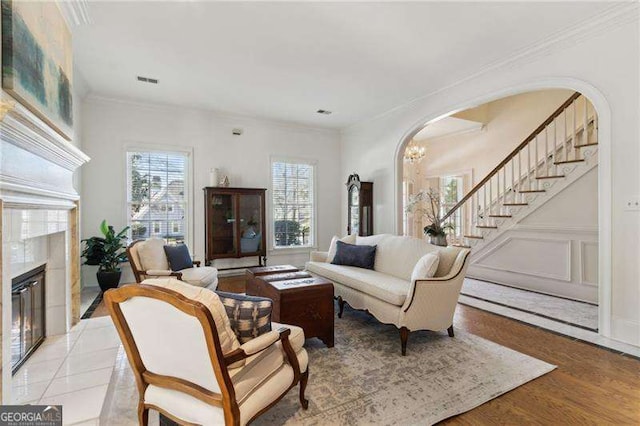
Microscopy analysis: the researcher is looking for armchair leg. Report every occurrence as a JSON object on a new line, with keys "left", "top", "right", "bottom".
{"left": 299, "top": 369, "right": 309, "bottom": 409}
{"left": 337, "top": 296, "right": 345, "bottom": 319}
{"left": 138, "top": 403, "right": 149, "bottom": 426}
{"left": 447, "top": 325, "right": 454, "bottom": 337}
{"left": 399, "top": 327, "right": 409, "bottom": 356}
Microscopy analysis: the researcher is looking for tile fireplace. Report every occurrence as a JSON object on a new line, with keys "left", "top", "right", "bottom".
{"left": 0, "top": 97, "right": 89, "bottom": 402}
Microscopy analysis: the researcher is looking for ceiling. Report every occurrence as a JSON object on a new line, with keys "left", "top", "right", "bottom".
{"left": 73, "top": 1, "right": 614, "bottom": 129}
{"left": 413, "top": 116, "right": 483, "bottom": 142}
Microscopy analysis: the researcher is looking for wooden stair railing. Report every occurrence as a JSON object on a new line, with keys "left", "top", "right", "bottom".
{"left": 444, "top": 92, "right": 598, "bottom": 247}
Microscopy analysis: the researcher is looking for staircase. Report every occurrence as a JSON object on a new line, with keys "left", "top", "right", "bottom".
{"left": 445, "top": 92, "right": 599, "bottom": 249}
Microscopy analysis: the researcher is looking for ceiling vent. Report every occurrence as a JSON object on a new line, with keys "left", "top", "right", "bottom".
{"left": 137, "top": 76, "right": 159, "bottom": 84}
{"left": 316, "top": 109, "right": 332, "bottom": 115}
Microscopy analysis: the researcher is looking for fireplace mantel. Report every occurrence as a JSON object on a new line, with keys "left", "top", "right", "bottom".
{"left": 0, "top": 96, "right": 89, "bottom": 208}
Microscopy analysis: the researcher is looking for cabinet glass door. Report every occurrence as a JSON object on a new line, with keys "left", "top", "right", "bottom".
{"left": 349, "top": 186, "right": 360, "bottom": 235}
{"left": 209, "top": 194, "right": 237, "bottom": 256}
{"left": 238, "top": 194, "right": 263, "bottom": 254}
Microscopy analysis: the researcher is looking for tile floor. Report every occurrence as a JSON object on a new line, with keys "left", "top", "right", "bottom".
{"left": 80, "top": 286, "right": 102, "bottom": 317}
{"left": 11, "top": 316, "right": 121, "bottom": 425}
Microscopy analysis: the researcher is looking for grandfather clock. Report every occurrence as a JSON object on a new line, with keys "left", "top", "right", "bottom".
{"left": 346, "top": 173, "right": 373, "bottom": 236}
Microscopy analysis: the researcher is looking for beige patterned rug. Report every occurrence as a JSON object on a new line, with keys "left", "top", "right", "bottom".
{"left": 101, "top": 307, "right": 555, "bottom": 425}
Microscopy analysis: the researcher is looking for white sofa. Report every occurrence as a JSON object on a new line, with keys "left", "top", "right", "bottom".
{"left": 306, "top": 234, "right": 471, "bottom": 355}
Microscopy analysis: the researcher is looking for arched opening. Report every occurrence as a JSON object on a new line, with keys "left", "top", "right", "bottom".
{"left": 394, "top": 84, "right": 611, "bottom": 337}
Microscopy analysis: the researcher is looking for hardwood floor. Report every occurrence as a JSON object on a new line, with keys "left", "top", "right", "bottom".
{"left": 88, "top": 276, "right": 640, "bottom": 424}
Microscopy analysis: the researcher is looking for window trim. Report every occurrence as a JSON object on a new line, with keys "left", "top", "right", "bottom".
{"left": 268, "top": 156, "right": 318, "bottom": 253}
{"left": 124, "top": 143, "right": 194, "bottom": 250}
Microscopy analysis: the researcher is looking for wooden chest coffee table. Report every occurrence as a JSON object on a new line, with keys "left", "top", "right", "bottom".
{"left": 246, "top": 266, "right": 334, "bottom": 348}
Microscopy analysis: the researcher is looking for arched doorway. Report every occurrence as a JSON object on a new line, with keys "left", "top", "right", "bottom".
{"left": 393, "top": 81, "right": 611, "bottom": 336}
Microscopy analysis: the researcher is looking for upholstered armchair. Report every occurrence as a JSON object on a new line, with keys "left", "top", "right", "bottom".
{"left": 127, "top": 239, "right": 218, "bottom": 289}
{"left": 104, "top": 278, "right": 309, "bottom": 426}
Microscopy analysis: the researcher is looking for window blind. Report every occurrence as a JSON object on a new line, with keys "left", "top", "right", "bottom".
{"left": 126, "top": 150, "right": 189, "bottom": 245}
{"left": 271, "top": 160, "right": 315, "bottom": 248}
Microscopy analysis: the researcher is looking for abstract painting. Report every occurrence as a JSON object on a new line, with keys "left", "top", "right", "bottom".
{"left": 2, "top": 0, "right": 73, "bottom": 140}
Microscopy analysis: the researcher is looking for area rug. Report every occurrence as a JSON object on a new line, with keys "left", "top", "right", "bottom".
{"left": 101, "top": 306, "right": 555, "bottom": 425}
{"left": 461, "top": 278, "right": 598, "bottom": 331}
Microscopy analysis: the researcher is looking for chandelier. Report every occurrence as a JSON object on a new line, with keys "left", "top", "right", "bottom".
{"left": 404, "top": 142, "right": 426, "bottom": 164}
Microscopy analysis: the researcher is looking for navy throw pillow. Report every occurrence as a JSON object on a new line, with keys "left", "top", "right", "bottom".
{"left": 331, "top": 240, "right": 377, "bottom": 270}
{"left": 164, "top": 244, "right": 193, "bottom": 271}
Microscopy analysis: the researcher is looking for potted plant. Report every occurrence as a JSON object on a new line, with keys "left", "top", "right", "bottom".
{"left": 405, "top": 188, "right": 454, "bottom": 247}
{"left": 81, "top": 220, "right": 130, "bottom": 292}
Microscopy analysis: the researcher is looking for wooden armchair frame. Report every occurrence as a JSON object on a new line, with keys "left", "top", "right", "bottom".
{"left": 104, "top": 284, "right": 308, "bottom": 426}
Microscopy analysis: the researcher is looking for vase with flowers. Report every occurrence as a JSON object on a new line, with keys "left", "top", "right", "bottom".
{"left": 404, "top": 188, "right": 454, "bottom": 247}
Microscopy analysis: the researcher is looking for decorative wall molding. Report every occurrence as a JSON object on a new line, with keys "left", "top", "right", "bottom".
{"left": 0, "top": 174, "right": 79, "bottom": 209}
{"left": 471, "top": 236, "right": 572, "bottom": 282}
{"left": 513, "top": 224, "right": 598, "bottom": 234}
{"left": 0, "top": 99, "right": 89, "bottom": 171}
{"left": 579, "top": 240, "right": 599, "bottom": 287}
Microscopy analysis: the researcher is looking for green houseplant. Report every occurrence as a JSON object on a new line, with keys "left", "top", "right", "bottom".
{"left": 82, "top": 220, "right": 130, "bottom": 292}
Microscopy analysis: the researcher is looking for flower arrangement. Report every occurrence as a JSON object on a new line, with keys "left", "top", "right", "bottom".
{"left": 405, "top": 188, "right": 454, "bottom": 245}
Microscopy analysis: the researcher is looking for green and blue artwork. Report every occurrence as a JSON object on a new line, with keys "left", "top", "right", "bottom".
{"left": 1, "top": 0, "right": 73, "bottom": 140}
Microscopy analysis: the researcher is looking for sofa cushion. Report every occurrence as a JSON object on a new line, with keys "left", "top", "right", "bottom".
{"left": 327, "top": 234, "right": 357, "bottom": 263}
{"left": 306, "top": 261, "right": 409, "bottom": 306}
{"left": 369, "top": 235, "right": 440, "bottom": 281}
{"left": 411, "top": 252, "right": 440, "bottom": 282}
{"left": 137, "top": 238, "right": 170, "bottom": 271}
{"left": 435, "top": 246, "right": 462, "bottom": 277}
{"left": 332, "top": 241, "right": 377, "bottom": 270}
{"left": 164, "top": 244, "right": 193, "bottom": 271}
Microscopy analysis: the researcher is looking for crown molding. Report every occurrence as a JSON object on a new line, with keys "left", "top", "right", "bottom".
{"left": 343, "top": 2, "right": 639, "bottom": 135}
{"left": 57, "top": 0, "right": 92, "bottom": 27}
{"left": 0, "top": 94, "right": 90, "bottom": 171}
{"left": 84, "top": 94, "right": 340, "bottom": 136}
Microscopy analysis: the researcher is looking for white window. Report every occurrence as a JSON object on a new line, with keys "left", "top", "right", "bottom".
{"left": 439, "top": 175, "right": 464, "bottom": 236}
{"left": 271, "top": 159, "right": 316, "bottom": 249}
{"left": 127, "top": 150, "right": 190, "bottom": 245}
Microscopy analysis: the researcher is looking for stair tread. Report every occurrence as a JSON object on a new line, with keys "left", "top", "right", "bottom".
{"left": 554, "top": 159, "right": 585, "bottom": 164}
{"left": 464, "top": 235, "right": 484, "bottom": 239}
{"left": 488, "top": 214, "right": 512, "bottom": 217}
{"left": 476, "top": 225, "right": 498, "bottom": 229}
{"left": 574, "top": 142, "right": 598, "bottom": 148}
{"left": 504, "top": 203, "right": 528, "bottom": 206}
{"left": 519, "top": 189, "right": 546, "bottom": 193}
{"left": 536, "top": 175, "right": 565, "bottom": 179}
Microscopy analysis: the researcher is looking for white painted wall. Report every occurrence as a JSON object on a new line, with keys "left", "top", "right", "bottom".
{"left": 80, "top": 97, "right": 342, "bottom": 286}
{"left": 339, "top": 19, "right": 639, "bottom": 345}
{"left": 469, "top": 167, "right": 598, "bottom": 303}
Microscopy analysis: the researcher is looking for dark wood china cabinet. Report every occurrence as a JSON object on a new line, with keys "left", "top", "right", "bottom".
{"left": 346, "top": 174, "right": 373, "bottom": 236}
{"left": 204, "top": 187, "right": 267, "bottom": 268}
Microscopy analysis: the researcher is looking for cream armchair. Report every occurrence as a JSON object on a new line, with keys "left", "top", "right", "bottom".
{"left": 127, "top": 239, "right": 218, "bottom": 289}
{"left": 104, "top": 279, "right": 309, "bottom": 426}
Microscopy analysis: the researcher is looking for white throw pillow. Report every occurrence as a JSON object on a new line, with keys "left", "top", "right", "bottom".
{"left": 138, "top": 238, "right": 170, "bottom": 271}
{"left": 327, "top": 234, "right": 357, "bottom": 263}
{"left": 411, "top": 253, "right": 440, "bottom": 282}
